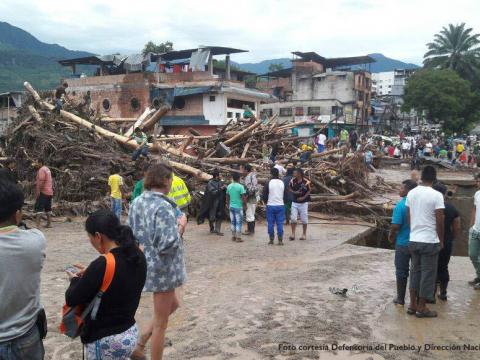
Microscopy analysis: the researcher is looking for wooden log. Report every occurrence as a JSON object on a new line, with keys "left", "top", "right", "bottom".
{"left": 206, "top": 157, "right": 254, "bottom": 164}
{"left": 187, "top": 127, "right": 202, "bottom": 136}
{"left": 141, "top": 105, "right": 170, "bottom": 131}
{"left": 180, "top": 136, "right": 194, "bottom": 153}
{"left": 11, "top": 116, "right": 33, "bottom": 134}
{"left": 23, "top": 82, "right": 195, "bottom": 159}
{"left": 223, "top": 115, "right": 266, "bottom": 146}
{"left": 167, "top": 159, "right": 212, "bottom": 182}
{"left": 241, "top": 142, "right": 251, "bottom": 158}
{"left": 311, "top": 147, "right": 345, "bottom": 158}
{"left": 125, "top": 107, "right": 155, "bottom": 137}
{"left": 23, "top": 82, "right": 41, "bottom": 102}
{"left": 28, "top": 105, "right": 43, "bottom": 123}
{"left": 101, "top": 118, "right": 137, "bottom": 122}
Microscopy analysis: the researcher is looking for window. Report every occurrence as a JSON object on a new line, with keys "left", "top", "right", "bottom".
{"left": 332, "top": 106, "right": 343, "bottom": 116}
{"left": 295, "top": 107, "right": 304, "bottom": 116}
{"left": 102, "top": 98, "right": 111, "bottom": 111}
{"left": 227, "top": 112, "right": 233, "bottom": 118}
{"left": 152, "top": 98, "right": 161, "bottom": 109}
{"left": 263, "top": 108, "right": 273, "bottom": 117}
{"left": 227, "top": 98, "right": 255, "bottom": 110}
{"left": 173, "top": 96, "right": 186, "bottom": 110}
{"left": 209, "top": 95, "right": 216, "bottom": 102}
{"left": 308, "top": 106, "right": 321, "bottom": 115}
{"left": 130, "top": 98, "right": 141, "bottom": 111}
{"left": 236, "top": 113, "right": 241, "bottom": 119}
{"left": 279, "top": 107, "right": 292, "bottom": 116}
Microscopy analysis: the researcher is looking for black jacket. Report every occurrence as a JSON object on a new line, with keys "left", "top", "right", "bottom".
{"left": 65, "top": 247, "right": 146, "bottom": 344}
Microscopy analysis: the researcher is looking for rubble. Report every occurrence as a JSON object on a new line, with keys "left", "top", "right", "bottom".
{"left": 2, "top": 82, "right": 393, "bottom": 223}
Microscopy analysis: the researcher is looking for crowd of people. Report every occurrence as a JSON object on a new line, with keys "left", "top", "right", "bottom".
{"left": 3, "top": 125, "right": 480, "bottom": 358}
{"left": 0, "top": 153, "right": 315, "bottom": 360}
{"left": 388, "top": 166, "right": 480, "bottom": 318}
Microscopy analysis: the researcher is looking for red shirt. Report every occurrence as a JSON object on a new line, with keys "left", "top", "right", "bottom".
{"left": 36, "top": 166, "right": 53, "bottom": 196}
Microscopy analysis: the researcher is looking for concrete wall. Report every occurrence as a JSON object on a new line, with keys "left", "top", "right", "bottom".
{"left": 203, "top": 93, "right": 225, "bottom": 125}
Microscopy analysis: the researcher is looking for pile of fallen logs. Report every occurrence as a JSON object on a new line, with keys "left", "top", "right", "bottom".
{"left": 2, "top": 82, "right": 393, "bottom": 222}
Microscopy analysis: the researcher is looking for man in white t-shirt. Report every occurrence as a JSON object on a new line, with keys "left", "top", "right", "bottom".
{"left": 262, "top": 167, "right": 285, "bottom": 245}
{"left": 405, "top": 165, "right": 444, "bottom": 318}
{"left": 468, "top": 174, "right": 480, "bottom": 288}
{"left": 316, "top": 132, "right": 327, "bottom": 153}
{"left": 273, "top": 161, "right": 287, "bottom": 178}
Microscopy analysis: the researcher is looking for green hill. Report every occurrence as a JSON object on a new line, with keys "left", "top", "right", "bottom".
{"left": 0, "top": 22, "right": 93, "bottom": 92}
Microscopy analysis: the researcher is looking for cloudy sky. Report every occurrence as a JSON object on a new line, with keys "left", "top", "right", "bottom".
{"left": 1, "top": 0, "right": 479, "bottom": 64}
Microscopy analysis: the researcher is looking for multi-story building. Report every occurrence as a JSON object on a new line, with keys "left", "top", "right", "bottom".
{"left": 372, "top": 69, "right": 415, "bottom": 98}
{"left": 58, "top": 46, "right": 275, "bottom": 135}
{"left": 256, "top": 52, "right": 374, "bottom": 128}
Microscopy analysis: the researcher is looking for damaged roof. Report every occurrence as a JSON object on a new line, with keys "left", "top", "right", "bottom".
{"left": 152, "top": 47, "right": 247, "bottom": 62}
{"left": 292, "top": 51, "right": 375, "bottom": 67}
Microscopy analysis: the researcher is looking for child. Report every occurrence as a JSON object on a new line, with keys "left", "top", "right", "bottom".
{"left": 226, "top": 172, "right": 246, "bottom": 242}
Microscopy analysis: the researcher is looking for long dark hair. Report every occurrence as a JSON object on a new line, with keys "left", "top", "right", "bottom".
{"left": 85, "top": 209, "right": 140, "bottom": 263}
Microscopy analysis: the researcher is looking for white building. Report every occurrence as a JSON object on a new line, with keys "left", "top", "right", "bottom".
{"left": 372, "top": 69, "right": 415, "bottom": 97}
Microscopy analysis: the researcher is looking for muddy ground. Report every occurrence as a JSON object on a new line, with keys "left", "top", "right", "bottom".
{"left": 35, "top": 168, "right": 480, "bottom": 360}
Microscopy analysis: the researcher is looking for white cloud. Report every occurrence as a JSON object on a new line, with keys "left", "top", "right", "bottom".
{"left": 0, "top": 0, "right": 479, "bottom": 64}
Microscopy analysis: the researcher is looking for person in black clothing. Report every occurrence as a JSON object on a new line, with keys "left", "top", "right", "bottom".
{"left": 283, "top": 165, "right": 294, "bottom": 225}
{"left": 432, "top": 183, "right": 461, "bottom": 301}
{"left": 65, "top": 210, "right": 146, "bottom": 359}
{"left": 198, "top": 168, "right": 226, "bottom": 236}
{"left": 0, "top": 158, "right": 17, "bottom": 184}
{"left": 54, "top": 82, "right": 69, "bottom": 114}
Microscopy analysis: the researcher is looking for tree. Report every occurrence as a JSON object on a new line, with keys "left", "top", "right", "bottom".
{"left": 423, "top": 23, "right": 480, "bottom": 83}
{"left": 142, "top": 41, "right": 173, "bottom": 56}
{"left": 402, "top": 68, "right": 480, "bottom": 134}
{"left": 268, "top": 63, "right": 284, "bottom": 72}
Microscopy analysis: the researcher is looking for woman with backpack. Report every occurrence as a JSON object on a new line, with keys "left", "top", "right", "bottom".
{"left": 64, "top": 210, "right": 146, "bottom": 359}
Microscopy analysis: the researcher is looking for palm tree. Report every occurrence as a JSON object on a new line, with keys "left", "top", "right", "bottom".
{"left": 423, "top": 23, "right": 480, "bottom": 82}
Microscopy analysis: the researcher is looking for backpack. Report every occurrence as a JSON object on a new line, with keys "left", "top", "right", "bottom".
{"left": 59, "top": 252, "right": 116, "bottom": 339}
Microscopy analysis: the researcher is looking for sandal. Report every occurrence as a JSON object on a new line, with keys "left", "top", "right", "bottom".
{"left": 415, "top": 310, "right": 437, "bottom": 318}
{"left": 289, "top": 236, "right": 295, "bottom": 241}
{"left": 299, "top": 236, "right": 306, "bottom": 241}
{"left": 406, "top": 307, "right": 416, "bottom": 315}
{"left": 130, "top": 343, "right": 146, "bottom": 360}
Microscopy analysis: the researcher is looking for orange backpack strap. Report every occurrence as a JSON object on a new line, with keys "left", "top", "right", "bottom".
{"left": 89, "top": 252, "right": 116, "bottom": 321}
{"left": 100, "top": 252, "right": 116, "bottom": 293}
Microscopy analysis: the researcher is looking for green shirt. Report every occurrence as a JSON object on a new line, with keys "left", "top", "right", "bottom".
{"left": 340, "top": 129, "right": 348, "bottom": 141}
{"left": 133, "top": 132, "right": 148, "bottom": 145}
{"left": 227, "top": 182, "right": 246, "bottom": 209}
{"left": 131, "top": 179, "right": 144, "bottom": 202}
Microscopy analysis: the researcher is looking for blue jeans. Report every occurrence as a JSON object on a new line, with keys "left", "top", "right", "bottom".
{"left": 111, "top": 197, "right": 122, "bottom": 220}
{"left": 229, "top": 207, "right": 243, "bottom": 234}
{"left": 317, "top": 144, "right": 325, "bottom": 153}
{"left": 132, "top": 145, "right": 149, "bottom": 161}
{"left": 395, "top": 244, "right": 410, "bottom": 280}
{"left": 0, "top": 325, "right": 44, "bottom": 360}
{"left": 266, "top": 205, "right": 285, "bottom": 238}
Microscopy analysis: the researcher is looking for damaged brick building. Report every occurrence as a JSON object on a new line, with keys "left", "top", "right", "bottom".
{"left": 58, "top": 47, "right": 275, "bottom": 135}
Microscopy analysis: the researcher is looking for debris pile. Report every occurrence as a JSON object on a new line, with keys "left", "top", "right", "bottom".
{"left": 3, "top": 82, "right": 393, "bottom": 222}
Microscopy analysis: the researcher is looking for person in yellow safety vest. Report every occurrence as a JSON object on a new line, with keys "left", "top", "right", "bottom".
{"left": 168, "top": 174, "right": 192, "bottom": 210}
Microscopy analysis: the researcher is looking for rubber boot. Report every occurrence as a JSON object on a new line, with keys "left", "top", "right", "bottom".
{"left": 214, "top": 220, "right": 224, "bottom": 236}
{"left": 251, "top": 221, "right": 256, "bottom": 234}
{"left": 393, "top": 279, "right": 407, "bottom": 305}
{"left": 209, "top": 220, "right": 215, "bottom": 233}
{"left": 278, "top": 235, "right": 284, "bottom": 246}
{"left": 438, "top": 282, "right": 448, "bottom": 301}
{"left": 268, "top": 234, "right": 274, "bottom": 245}
{"left": 243, "top": 222, "right": 252, "bottom": 236}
